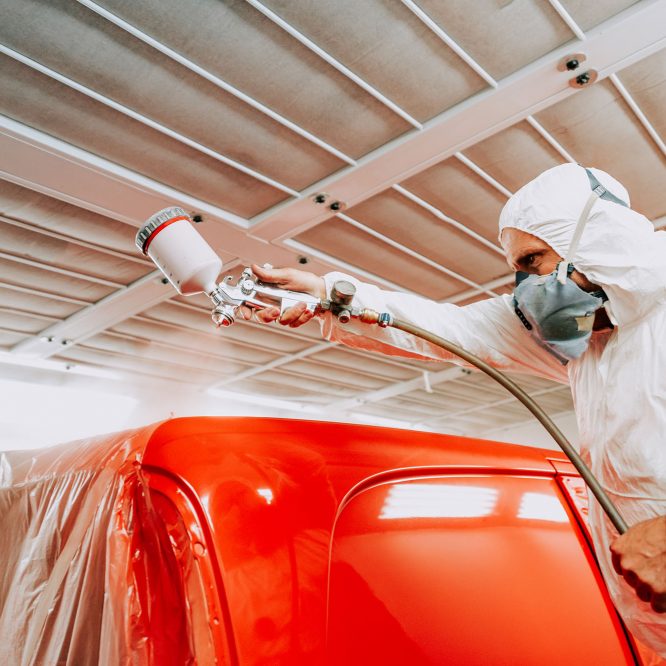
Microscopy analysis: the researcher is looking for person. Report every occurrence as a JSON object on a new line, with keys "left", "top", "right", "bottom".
{"left": 241, "top": 163, "right": 666, "bottom": 655}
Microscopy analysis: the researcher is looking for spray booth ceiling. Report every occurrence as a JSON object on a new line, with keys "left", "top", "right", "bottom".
{"left": 0, "top": 0, "right": 665, "bottom": 440}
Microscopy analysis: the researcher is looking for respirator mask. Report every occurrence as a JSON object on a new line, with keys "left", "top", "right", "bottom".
{"left": 512, "top": 169, "right": 628, "bottom": 364}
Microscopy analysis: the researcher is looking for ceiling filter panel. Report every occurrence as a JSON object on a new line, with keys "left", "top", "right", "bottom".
{"left": 0, "top": 55, "right": 288, "bottom": 217}
{"left": 93, "top": 0, "right": 413, "bottom": 158}
{"left": 559, "top": 0, "right": 639, "bottom": 31}
{"left": 535, "top": 79, "right": 666, "bottom": 220}
{"left": 0, "top": 0, "right": 346, "bottom": 192}
{"left": 401, "top": 158, "right": 509, "bottom": 243}
{"left": 296, "top": 217, "right": 468, "bottom": 300}
{"left": 462, "top": 121, "right": 567, "bottom": 193}
{"left": 257, "top": 0, "right": 487, "bottom": 122}
{"left": 0, "top": 258, "right": 115, "bottom": 303}
{"left": 0, "top": 221, "right": 149, "bottom": 286}
{"left": 341, "top": 189, "right": 509, "bottom": 285}
{"left": 0, "top": 181, "right": 141, "bottom": 254}
{"left": 616, "top": 47, "right": 666, "bottom": 161}
{"left": 413, "top": 0, "right": 574, "bottom": 80}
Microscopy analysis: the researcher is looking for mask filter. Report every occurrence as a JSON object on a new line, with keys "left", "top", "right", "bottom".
{"left": 514, "top": 267, "right": 606, "bottom": 363}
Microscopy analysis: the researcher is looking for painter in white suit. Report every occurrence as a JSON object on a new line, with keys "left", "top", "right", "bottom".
{"left": 245, "top": 163, "right": 666, "bottom": 656}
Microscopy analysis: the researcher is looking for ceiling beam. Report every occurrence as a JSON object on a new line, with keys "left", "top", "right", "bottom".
{"left": 248, "top": 0, "right": 666, "bottom": 242}
{"left": 207, "top": 340, "right": 333, "bottom": 389}
{"left": 326, "top": 366, "right": 469, "bottom": 412}
{"left": 10, "top": 270, "right": 174, "bottom": 357}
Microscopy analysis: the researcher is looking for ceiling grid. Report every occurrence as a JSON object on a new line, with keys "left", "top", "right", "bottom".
{"left": 1, "top": 0, "right": 664, "bottom": 437}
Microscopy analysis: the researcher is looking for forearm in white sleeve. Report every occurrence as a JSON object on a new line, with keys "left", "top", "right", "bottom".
{"left": 319, "top": 272, "right": 569, "bottom": 384}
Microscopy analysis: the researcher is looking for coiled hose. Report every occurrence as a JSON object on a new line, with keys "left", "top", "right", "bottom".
{"left": 385, "top": 316, "right": 628, "bottom": 535}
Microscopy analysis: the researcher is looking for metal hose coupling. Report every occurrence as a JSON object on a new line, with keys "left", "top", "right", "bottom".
{"left": 356, "top": 309, "right": 393, "bottom": 327}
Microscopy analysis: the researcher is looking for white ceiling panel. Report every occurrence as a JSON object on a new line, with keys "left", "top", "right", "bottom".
{"left": 85, "top": 330, "right": 255, "bottom": 378}
{"left": 0, "top": 330, "right": 26, "bottom": 350}
{"left": 0, "top": 257, "right": 115, "bottom": 303}
{"left": 0, "top": 287, "right": 81, "bottom": 320}
{"left": 296, "top": 218, "right": 466, "bottom": 299}
{"left": 0, "top": 0, "right": 346, "bottom": 194}
{"left": 0, "top": 180, "right": 147, "bottom": 254}
{"left": 54, "top": 344, "right": 224, "bottom": 385}
{"left": 400, "top": 158, "right": 510, "bottom": 242}
{"left": 0, "top": 220, "right": 149, "bottom": 286}
{"left": 253, "top": 0, "right": 488, "bottom": 121}
{"left": 0, "top": 310, "right": 59, "bottom": 335}
{"left": 331, "top": 189, "right": 509, "bottom": 283}
{"left": 560, "top": 0, "right": 639, "bottom": 30}
{"left": 412, "top": 0, "right": 575, "bottom": 80}
{"left": 88, "top": 0, "right": 414, "bottom": 157}
{"left": 462, "top": 121, "right": 567, "bottom": 193}
{"left": 616, "top": 47, "right": 666, "bottom": 150}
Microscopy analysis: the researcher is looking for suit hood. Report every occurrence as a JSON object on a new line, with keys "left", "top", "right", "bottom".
{"left": 499, "top": 163, "right": 666, "bottom": 326}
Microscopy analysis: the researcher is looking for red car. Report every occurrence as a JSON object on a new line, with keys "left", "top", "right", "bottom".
{"left": 2, "top": 417, "right": 663, "bottom": 665}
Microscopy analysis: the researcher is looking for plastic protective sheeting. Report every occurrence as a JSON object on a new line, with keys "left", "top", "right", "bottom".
{"left": 0, "top": 426, "right": 214, "bottom": 665}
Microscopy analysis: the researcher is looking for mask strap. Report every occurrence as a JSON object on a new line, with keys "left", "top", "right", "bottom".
{"left": 585, "top": 168, "right": 628, "bottom": 207}
{"left": 556, "top": 190, "right": 601, "bottom": 284}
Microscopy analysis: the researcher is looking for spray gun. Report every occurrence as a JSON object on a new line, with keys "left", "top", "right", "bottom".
{"left": 136, "top": 206, "right": 628, "bottom": 536}
{"left": 135, "top": 207, "right": 371, "bottom": 328}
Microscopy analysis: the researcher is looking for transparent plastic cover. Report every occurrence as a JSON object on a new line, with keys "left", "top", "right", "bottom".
{"left": 0, "top": 426, "right": 214, "bottom": 665}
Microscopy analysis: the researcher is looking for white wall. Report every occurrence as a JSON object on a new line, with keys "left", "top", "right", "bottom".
{"left": 0, "top": 375, "right": 316, "bottom": 451}
{"left": 479, "top": 410, "right": 580, "bottom": 451}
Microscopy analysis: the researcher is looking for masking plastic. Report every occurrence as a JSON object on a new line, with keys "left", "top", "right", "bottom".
{"left": 0, "top": 425, "right": 214, "bottom": 665}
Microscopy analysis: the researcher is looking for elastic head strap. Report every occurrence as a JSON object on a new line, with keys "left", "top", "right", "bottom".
{"left": 585, "top": 169, "right": 629, "bottom": 208}
{"left": 555, "top": 169, "right": 629, "bottom": 285}
{"left": 556, "top": 190, "right": 601, "bottom": 284}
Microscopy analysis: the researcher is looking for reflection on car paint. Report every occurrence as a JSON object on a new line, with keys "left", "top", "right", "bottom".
{"left": 517, "top": 492, "right": 569, "bottom": 522}
{"left": 379, "top": 483, "right": 498, "bottom": 519}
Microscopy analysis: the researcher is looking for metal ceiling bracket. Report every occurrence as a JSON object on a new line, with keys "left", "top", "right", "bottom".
{"left": 557, "top": 53, "right": 586, "bottom": 72}
{"left": 10, "top": 270, "right": 175, "bottom": 358}
{"left": 569, "top": 70, "right": 598, "bottom": 88}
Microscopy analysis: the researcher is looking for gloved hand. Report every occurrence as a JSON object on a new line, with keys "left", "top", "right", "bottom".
{"left": 610, "top": 515, "right": 666, "bottom": 612}
{"left": 239, "top": 264, "right": 326, "bottom": 327}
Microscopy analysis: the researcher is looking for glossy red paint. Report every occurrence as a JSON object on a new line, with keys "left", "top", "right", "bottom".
{"left": 131, "top": 416, "right": 655, "bottom": 665}
{"left": 329, "top": 474, "right": 630, "bottom": 665}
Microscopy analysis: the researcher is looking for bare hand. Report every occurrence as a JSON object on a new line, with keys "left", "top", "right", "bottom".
{"left": 610, "top": 515, "right": 666, "bottom": 612}
{"left": 239, "top": 264, "right": 326, "bottom": 328}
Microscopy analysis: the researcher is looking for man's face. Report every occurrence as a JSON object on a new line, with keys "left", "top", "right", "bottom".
{"left": 501, "top": 228, "right": 598, "bottom": 292}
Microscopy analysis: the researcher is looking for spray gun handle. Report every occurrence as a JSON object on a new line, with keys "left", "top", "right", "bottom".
{"left": 210, "top": 272, "right": 358, "bottom": 327}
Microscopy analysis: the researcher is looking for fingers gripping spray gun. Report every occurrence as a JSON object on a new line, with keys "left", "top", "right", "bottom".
{"left": 137, "top": 207, "right": 628, "bottom": 536}
{"left": 135, "top": 207, "right": 355, "bottom": 327}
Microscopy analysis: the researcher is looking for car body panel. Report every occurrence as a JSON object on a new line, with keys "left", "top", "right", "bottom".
{"left": 328, "top": 474, "right": 634, "bottom": 665}
{"left": 136, "top": 417, "right": 643, "bottom": 664}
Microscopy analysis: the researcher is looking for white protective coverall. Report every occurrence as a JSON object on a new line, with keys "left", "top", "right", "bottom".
{"left": 319, "top": 163, "right": 666, "bottom": 654}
